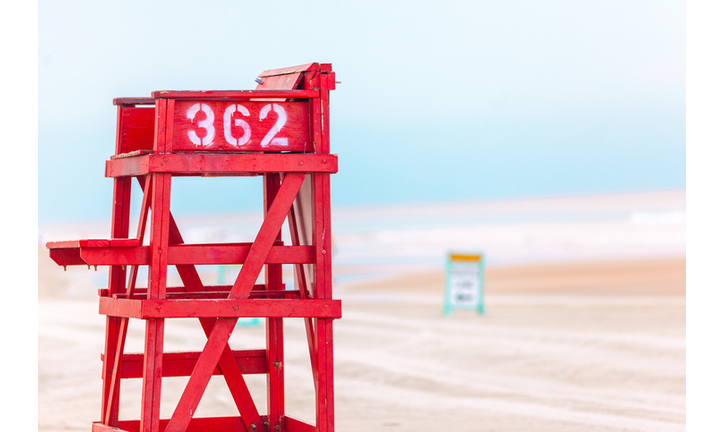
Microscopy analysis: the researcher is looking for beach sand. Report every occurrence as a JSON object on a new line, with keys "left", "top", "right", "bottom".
{"left": 38, "top": 191, "right": 685, "bottom": 431}
{"left": 38, "top": 258, "right": 685, "bottom": 432}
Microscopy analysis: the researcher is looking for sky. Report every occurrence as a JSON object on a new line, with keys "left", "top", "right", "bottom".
{"left": 37, "top": 0, "right": 686, "bottom": 223}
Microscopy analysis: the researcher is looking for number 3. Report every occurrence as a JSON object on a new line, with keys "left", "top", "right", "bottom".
{"left": 186, "top": 103, "right": 215, "bottom": 148}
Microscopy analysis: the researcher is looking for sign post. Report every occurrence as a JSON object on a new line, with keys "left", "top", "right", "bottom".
{"left": 443, "top": 252, "right": 485, "bottom": 315}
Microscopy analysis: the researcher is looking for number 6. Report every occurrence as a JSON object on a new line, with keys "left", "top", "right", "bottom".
{"left": 223, "top": 104, "right": 251, "bottom": 147}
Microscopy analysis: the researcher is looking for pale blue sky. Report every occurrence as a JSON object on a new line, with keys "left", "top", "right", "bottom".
{"left": 38, "top": 0, "right": 685, "bottom": 222}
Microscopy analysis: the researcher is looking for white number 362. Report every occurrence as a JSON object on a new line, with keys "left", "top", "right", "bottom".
{"left": 186, "top": 103, "right": 288, "bottom": 149}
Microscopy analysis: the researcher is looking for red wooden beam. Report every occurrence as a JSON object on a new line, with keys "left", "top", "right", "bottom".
{"left": 103, "top": 350, "right": 267, "bottom": 379}
{"left": 99, "top": 297, "right": 341, "bottom": 319}
{"left": 105, "top": 153, "right": 338, "bottom": 177}
{"left": 165, "top": 173, "right": 306, "bottom": 431}
{"left": 284, "top": 416, "right": 317, "bottom": 432}
{"left": 160, "top": 195, "right": 263, "bottom": 432}
{"left": 152, "top": 89, "right": 319, "bottom": 100}
{"left": 99, "top": 284, "right": 273, "bottom": 297}
{"left": 94, "top": 416, "right": 249, "bottom": 432}
{"left": 93, "top": 416, "right": 314, "bottom": 432}
{"left": 49, "top": 243, "right": 313, "bottom": 267}
{"left": 113, "top": 97, "right": 155, "bottom": 106}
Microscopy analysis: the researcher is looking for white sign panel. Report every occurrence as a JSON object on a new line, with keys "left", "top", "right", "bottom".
{"left": 444, "top": 252, "right": 485, "bottom": 315}
{"left": 448, "top": 263, "right": 480, "bottom": 306}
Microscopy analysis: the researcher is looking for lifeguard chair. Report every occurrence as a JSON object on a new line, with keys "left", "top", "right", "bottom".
{"left": 47, "top": 63, "right": 339, "bottom": 432}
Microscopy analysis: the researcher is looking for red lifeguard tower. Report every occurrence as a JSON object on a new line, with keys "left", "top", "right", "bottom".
{"left": 47, "top": 63, "right": 339, "bottom": 432}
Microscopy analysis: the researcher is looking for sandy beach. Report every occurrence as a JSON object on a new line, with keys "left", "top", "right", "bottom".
{"left": 38, "top": 190, "right": 685, "bottom": 431}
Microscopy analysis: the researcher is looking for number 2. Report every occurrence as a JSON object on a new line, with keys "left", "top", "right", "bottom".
{"left": 259, "top": 104, "right": 288, "bottom": 147}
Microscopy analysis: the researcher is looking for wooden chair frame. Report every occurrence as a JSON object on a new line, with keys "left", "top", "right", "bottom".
{"left": 47, "top": 63, "right": 338, "bottom": 432}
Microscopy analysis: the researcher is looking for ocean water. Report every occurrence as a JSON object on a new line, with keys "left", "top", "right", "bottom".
{"left": 40, "top": 190, "right": 686, "bottom": 290}
{"left": 38, "top": 112, "right": 684, "bottom": 224}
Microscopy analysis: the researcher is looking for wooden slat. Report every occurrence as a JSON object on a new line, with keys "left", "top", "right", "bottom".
{"left": 264, "top": 173, "right": 285, "bottom": 430}
{"left": 165, "top": 318, "right": 240, "bottom": 432}
{"left": 105, "top": 153, "right": 338, "bottom": 177}
{"left": 99, "top": 297, "right": 342, "bottom": 319}
{"left": 99, "top": 284, "right": 274, "bottom": 297}
{"left": 92, "top": 421, "right": 131, "bottom": 432}
{"left": 167, "top": 244, "right": 313, "bottom": 265}
{"left": 152, "top": 89, "right": 318, "bottom": 99}
{"left": 257, "top": 63, "right": 317, "bottom": 78}
{"left": 284, "top": 416, "right": 317, "bottom": 432}
{"left": 53, "top": 244, "right": 312, "bottom": 267}
{"left": 104, "top": 416, "right": 252, "bottom": 432}
{"left": 118, "top": 106, "right": 155, "bottom": 154}
{"left": 104, "top": 350, "right": 268, "bottom": 379}
{"left": 48, "top": 247, "right": 85, "bottom": 267}
{"left": 172, "top": 100, "right": 311, "bottom": 152}
{"left": 113, "top": 97, "right": 155, "bottom": 106}
{"left": 163, "top": 204, "right": 263, "bottom": 432}
{"left": 230, "top": 173, "right": 306, "bottom": 299}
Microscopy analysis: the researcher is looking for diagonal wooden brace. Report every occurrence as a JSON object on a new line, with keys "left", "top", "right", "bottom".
{"left": 230, "top": 173, "right": 307, "bottom": 299}
{"left": 164, "top": 173, "right": 305, "bottom": 432}
{"left": 135, "top": 176, "right": 263, "bottom": 430}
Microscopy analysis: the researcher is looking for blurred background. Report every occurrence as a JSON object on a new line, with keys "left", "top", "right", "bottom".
{"left": 28, "top": 1, "right": 706, "bottom": 431}
{"left": 38, "top": 0, "right": 684, "bottom": 225}
{"left": 37, "top": 0, "right": 686, "bottom": 281}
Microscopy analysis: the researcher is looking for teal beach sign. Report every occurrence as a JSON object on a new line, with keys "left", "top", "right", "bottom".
{"left": 444, "top": 252, "right": 485, "bottom": 315}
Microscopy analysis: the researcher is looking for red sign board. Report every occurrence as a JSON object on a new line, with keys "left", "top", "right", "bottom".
{"left": 172, "top": 100, "right": 311, "bottom": 152}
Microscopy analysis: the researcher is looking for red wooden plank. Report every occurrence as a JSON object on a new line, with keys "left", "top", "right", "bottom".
{"left": 92, "top": 421, "right": 131, "bottom": 432}
{"left": 68, "top": 244, "right": 312, "bottom": 266}
{"left": 99, "top": 297, "right": 341, "bottom": 319}
{"left": 147, "top": 176, "right": 172, "bottom": 299}
{"left": 126, "top": 176, "right": 153, "bottom": 298}
{"left": 139, "top": 99, "right": 172, "bottom": 432}
{"left": 46, "top": 240, "right": 83, "bottom": 249}
{"left": 101, "top": 166, "right": 132, "bottom": 426}
{"left": 170, "top": 100, "right": 311, "bottom": 152}
{"left": 103, "top": 317, "right": 129, "bottom": 425}
{"left": 231, "top": 173, "right": 306, "bottom": 299}
{"left": 160, "top": 173, "right": 307, "bottom": 432}
{"left": 288, "top": 203, "right": 319, "bottom": 385}
{"left": 284, "top": 416, "right": 317, "bottom": 432}
{"left": 113, "top": 97, "right": 155, "bottom": 106}
{"left": 105, "top": 153, "right": 338, "bottom": 177}
{"left": 79, "top": 247, "right": 148, "bottom": 266}
{"left": 109, "top": 416, "right": 252, "bottom": 432}
{"left": 81, "top": 239, "right": 111, "bottom": 247}
{"left": 312, "top": 171, "right": 335, "bottom": 432}
{"left": 105, "top": 155, "right": 149, "bottom": 177}
{"left": 46, "top": 238, "right": 120, "bottom": 248}
{"left": 111, "top": 350, "right": 267, "bottom": 379}
{"left": 314, "top": 174, "right": 333, "bottom": 300}
{"left": 139, "top": 318, "right": 164, "bottom": 432}
{"left": 167, "top": 244, "right": 313, "bottom": 265}
{"left": 103, "top": 287, "right": 297, "bottom": 300}
{"left": 257, "top": 63, "right": 317, "bottom": 78}
{"left": 152, "top": 89, "right": 318, "bottom": 99}
{"left": 118, "top": 106, "right": 155, "bottom": 154}
{"left": 264, "top": 173, "right": 285, "bottom": 430}
{"left": 48, "top": 247, "right": 85, "bottom": 267}
{"left": 316, "top": 318, "right": 335, "bottom": 432}
{"left": 319, "top": 66, "right": 333, "bottom": 154}
{"left": 164, "top": 205, "right": 263, "bottom": 431}
{"left": 165, "top": 318, "right": 239, "bottom": 432}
